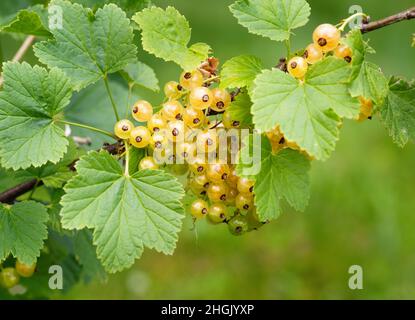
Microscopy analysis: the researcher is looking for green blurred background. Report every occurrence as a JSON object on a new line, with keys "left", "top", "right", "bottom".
{"left": 1, "top": 0, "right": 415, "bottom": 299}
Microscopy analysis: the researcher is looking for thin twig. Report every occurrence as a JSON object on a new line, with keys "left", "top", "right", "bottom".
{"left": 0, "top": 141, "right": 124, "bottom": 204}
{"left": 0, "top": 35, "right": 36, "bottom": 87}
{"left": 361, "top": 7, "right": 415, "bottom": 33}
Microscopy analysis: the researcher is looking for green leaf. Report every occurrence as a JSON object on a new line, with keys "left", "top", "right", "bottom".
{"left": 380, "top": 77, "right": 415, "bottom": 147}
{"left": 72, "top": 0, "right": 150, "bottom": 17}
{"left": 0, "top": 5, "right": 50, "bottom": 36}
{"left": 65, "top": 75, "right": 140, "bottom": 149}
{"left": 0, "top": 201, "right": 49, "bottom": 265}
{"left": 0, "top": 167, "right": 36, "bottom": 194}
{"left": 133, "top": 6, "right": 211, "bottom": 70}
{"left": 0, "top": 62, "right": 72, "bottom": 170}
{"left": 34, "top": 0, "right": 137, "bottom": 90}
{"left": 228, "top": 91, "right": 253, "bottom": 127}
{"left": 74, "top": 230, "right": 107, "bottom": 282}
{"left": 128, "top": 146, "right": 146, "bottom": 175}
{"left": 345, "top": 29, "right": 388, "bottom": 105}
{"left": 349, "top": 62, "right": 389, "bottom": 106}
{"left": 120, "top": 61, "right": 159, "bottom": 92}
{"left": 220, "top": 55, "right": 263, "bottom": 90}
{"left": 237, "top": 137, "right": 310, "bottom": 221}
{"left": 252, "top": 57, "right": 359, "bottom": 160}
{"left": 60, "top": 151, "right": 185, "bottom": 273}
{"left": 229, "top": 0, "right": 311, "bottom": 41}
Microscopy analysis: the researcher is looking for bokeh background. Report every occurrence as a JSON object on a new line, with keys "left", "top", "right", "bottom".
{"left": 1, "top": 0, "right": 415, "bottom": 299}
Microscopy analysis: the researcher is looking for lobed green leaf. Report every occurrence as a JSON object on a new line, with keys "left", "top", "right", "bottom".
{"left": 60, "top": 151, "right": 185, "bottom": 273}
{"left": 229, "top": 0, "right": 311, "bottom": 41}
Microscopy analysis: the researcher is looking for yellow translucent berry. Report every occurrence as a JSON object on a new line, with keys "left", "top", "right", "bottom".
{"left": 207, "top": 182, "right": 229, "bottom": 203}
{"left": 313, "top": 23, "right": 341, "bottom": 52}
{"left": 210, "top": 88, "right": 231, "bottom": 112}
{"left": 114, "top": 119, "right": 134, "bottom": 139}
{"left": 304, "top": 43, "right": 323, "bottom": 64}
{"left": 226, "top": 168, "right": 239, "bottom": 187}
{"left": 139, "top": 156, "right": 159, "bottom": 170}
{"left": 206, "top": 163, "right": 231, "bottom": 183}
{"left": 132, "top": 100, "right": 153, "bottom": 122}
{"left": 1, "top": 267, "right": 19, "bottom": 288}
{"left": 161, "top": 100, "right": 184, "bottom": 121}
{"left": 237, "top": 177, "right": 255, "bottom": 194}
{"left": 208, "top": 203, "right": 229, "bottom": 224}
{"left": 334, "top": 44, "right": 353, "bottom": 63}
{"left": 189, "top": 87, "right": 213, "bottom": 110}
{"left": 164, "top": 81, "right": 183, "bottom": 99}
{"left": 15, "top": 261, "right": 36, "bottom": 278}
{"left": 189, "top": 157, "right": 207, "bottom": 175}
{"left": 180, "top": 70, "right": 204, "bottom": 90}
{"left": 129, "top": 126, "right": 151, "bottom": 148}
{"left": 196, "top": 130, "right": 218, "bottom": 153}
{"left": 222, "top": 110, "right": 240, "bottom": 129}
{"left": 149, "top": 130, "right": 169, "bottom": 150}
{"left": 147, "top": 113, "right": 166, "bottom": 133}
{"left": 176, "top": 142, "right": 196, "bottom": 162}
{"left": 287, "top": 56, "right": 308, "bottom": 79}
{"left": 183, "top": 107, "right": 205, "bottom": 128}
{"left": 190, "top": 199, "right": 209, "bottom": 219}
{"left": 235, "top": 192, "right": 254, "bottom": 211}
{"left": 226, "top": 187, "right": 238, "bottom": 205}
{"left": 166, "top": 120, "right": 185, "bottom": 142}
{"left": 358, "top": 96, "right": 373, "bottom": 121}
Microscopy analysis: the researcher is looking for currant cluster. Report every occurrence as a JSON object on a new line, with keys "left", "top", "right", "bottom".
{"left": 113, "top": 63, "right": 264, "bottom": 236}
{"left": 285, "top": 23, "right": 373, "bottom": 121}
{"left": 0, "top": 260, "right": 36, "bottom": 289}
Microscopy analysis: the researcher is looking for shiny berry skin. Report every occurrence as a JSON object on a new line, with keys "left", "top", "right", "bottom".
{"left": 358, "top": 96, "right": 373, "bottom": 121}
{"left": 190, "top": 199, "right": 209, "bottom": 219}
{"left": 189, "top": 87, "right": 213, "bottom": 110}
{"left": 180, "top": 70, "right": 204, "bottom": 90}
{"left": 1, "top": 268, "right": 19, "bottom": 288}
{"left": 149, "top": 131, "right": 169, "bottom": 150}
{"left": 176, "top": 142, "right": 196, "bottom": 162}
{"left": 334, "top": 44, "right": 353, "bottom": 63}
{"left": 139, "top": 156, "right": 159, "bottom": 170}
{"left": 147, "top": 113, "right": 166, "bottom": 133}
{"left": 304, "top": 43, "right": 323, "bottom": 64}
{"left": 313, "top": 23, "right": 341, "bottom": 52}
{"left": 207, "top": 182, "right": 229, "bottom": 203}
{"left": 287, "top": 56, "right": 308, "bottom": 79}
{"left": 189, "top": 157, "right": 207, "bottom": 175}
{"left": 132, "top": 100, "right": 153, "bottom": 122}
{"left": 196, "top": 130, "right": 218, "bottom": 153}
{"left": 114, "top": 119, "right": 134, "bottom": 139}
{"left": 189, "top": 176, "right": 209, "bottom": 196}
{"left": 161, "top": 100, "right": 184, "bottom": 121}
{"left": 226, "top": 169, "right": 239, "bottom": 187}
{"left": 210, "top": 88, "right": 231, "bottom": 112}
{"left": 226, "top": 187, "right": 238, "bottom": 205}
{"left": 129, "top": 126, "right": 151, "bottom": 148}
{"left": 164, "top": 81, "right": 183, "bottom": 99}
{"left": 237, "top": 177, "right": 255, "bottom": 194}
{"left": 183, "top": 107, "right": 205, "bottom": 128}
{"left": 228, "top": 216, "right": 249, "bottom": 235}
{"left": 166, "top": 120, "right": 185, "bottom": 142}
{"left": 206, "top": 163, "right": 231, "bottom": 183}
{"left": 235, "top": 192, "right": 253, "bottom": 211}
{"left": 15, "top": 260, "right": 36, "bottom": 278}
{"left": 222, "top": 110, "right": 240, "bottom": 129}
{"left": 208, "top": 203, "right": 229, "bottom": 224}
{"left": 192, "top": 173, "right": 210, "bottom": 189}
